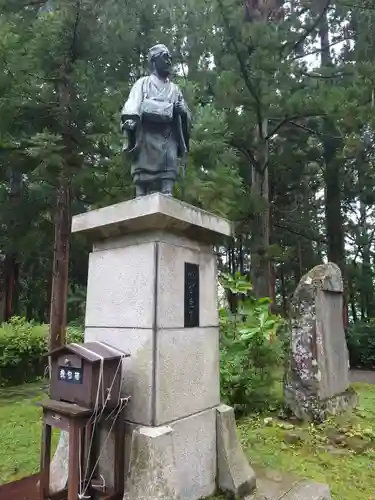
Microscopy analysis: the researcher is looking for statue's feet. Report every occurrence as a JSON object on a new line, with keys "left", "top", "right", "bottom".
{"left": 161, "top": 180, "right": 173, "bottom": 196}
{"left": 135, "top": 185, "right": 147, "bottom": 197}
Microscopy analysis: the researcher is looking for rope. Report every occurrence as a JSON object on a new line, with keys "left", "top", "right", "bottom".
{"left": 80, "top": 356, "right": 124, "bottom": 494}
{"left": 78, "top": 398, "right": 129, "bottom": 499}
{"left": 70, "top": 342, "right": 105, "bottom": 497}
{"left": 78, "top": 429, "right": 91, "bottom": 499}
{"left": 69, "top": 342, "right": 127, "bottom": 499}
{"left": 97, "top": 357, "right": 124, "bottom": 421}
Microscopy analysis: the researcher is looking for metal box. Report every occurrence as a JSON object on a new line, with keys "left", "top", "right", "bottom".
{"left": 48, "top": 341, "right": 124, "bottom": 410}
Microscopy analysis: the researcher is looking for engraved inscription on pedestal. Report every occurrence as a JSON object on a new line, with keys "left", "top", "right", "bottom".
{"left": 184, "top": 263, "right": 200, "bottom": 328}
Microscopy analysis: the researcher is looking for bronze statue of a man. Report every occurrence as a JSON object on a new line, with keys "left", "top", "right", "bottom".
{"left": 121, "top": 44, "right": 191, "bottom": 197}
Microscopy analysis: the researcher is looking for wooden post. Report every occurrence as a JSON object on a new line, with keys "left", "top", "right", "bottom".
{"left": 114, "top": 407, "right": 126, "bottom": 496}
{"left": 39, "top": 418, "right": 51, "bottom": 500}
{"left": 68, "top": 420, "right": 80, "bottom": 500}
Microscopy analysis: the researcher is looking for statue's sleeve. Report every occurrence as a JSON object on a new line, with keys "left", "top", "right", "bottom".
{"left": 176, "top": 87, "right": 191, "bottom": 154}
{"left": 121, "top": 78, "right": 145, "bottom": 119}
{"left": 177, "top": 88, "right": 191, "bottom": 121}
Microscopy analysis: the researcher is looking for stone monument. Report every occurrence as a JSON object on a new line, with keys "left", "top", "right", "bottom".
{"left": 121, "top": 44, "right": 190, "bottom": 197}
{"left": 71, "top": 193, "right": 256, "bottom": 500}
{"left": 284, "top": 262, "right": 358, "bottom": 422}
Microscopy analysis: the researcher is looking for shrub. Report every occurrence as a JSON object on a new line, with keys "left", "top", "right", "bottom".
{"left": 346, "top": 320, "right": 375, "bottom": 369}
{"left": 219, "top": 273, "right": 285, "bottom": 415}
{"left": 0, "top": 317, "right": 84, "bottom": 386}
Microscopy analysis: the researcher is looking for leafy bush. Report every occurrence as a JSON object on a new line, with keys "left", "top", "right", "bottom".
{"left": 219, "top": 273, "right": 285, "bottom": 415}
{"left": 0, "top": 317, "right": 84, "bottom": 386}
{"left": 346, "top": 320, "right": 375, "bottom": 369}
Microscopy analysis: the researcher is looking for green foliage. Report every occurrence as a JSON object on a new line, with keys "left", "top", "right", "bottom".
{"left": 346, "top": 320, "right": 375, "bottom": 369}
{"left": 219, "top": 272, "right": 284, "bottom": 414}
{"left": 0, "top": 317, "right": 83, "bottom": 386}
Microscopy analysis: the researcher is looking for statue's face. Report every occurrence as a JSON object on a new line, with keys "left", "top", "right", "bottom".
{"left": 153, "top": 50, "right": 172, "bottom": 77}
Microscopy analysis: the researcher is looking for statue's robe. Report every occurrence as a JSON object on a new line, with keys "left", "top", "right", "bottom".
{"left": 121, "top": 73, "right": 190, "bottom": 186}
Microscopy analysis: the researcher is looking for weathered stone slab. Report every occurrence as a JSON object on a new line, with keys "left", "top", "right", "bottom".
{"left": 85, "top": 327, "right": 153, "bottom": 425}
{"left": 157, "top": 240, "right": 218, "bottom": 329}
{"left": 72, "top": 192, "right": 233, "bottom": 244}
{"left": 86, "top": 233, "right": 219, "bottom": 331}
{"left": 155, "top": 327, "right": 220, "bottom": 425}
{"left": 171, "top": 408, "right": 217, "bottom": 500}
{"left": 217, "top": 405, "right": 256, "bottom": 497}
{"left": 49, "top": 431, "right": 68, "bottom": 492}
{"left": 316, "top": 289, "right": 348, "bottom": 399}
{"left": 283, "top": 481, "right": 331, "bottom": 500}
{"left": 285, "top": 386, "right": 359, "bottom": 422}
{"left": 96, "top": 410, "right": 217, "bottom": 500}
{"left": 285, "top": 263, "right": 356, "bottom": 422}
{"left": 85, "top": 242, "right": 156, "bottom": 329}
{"left": 247, "top": 467, "right": 331, "bottom": 500}
{"left": 124, "top": 426, "right": 180, "bottom": 500}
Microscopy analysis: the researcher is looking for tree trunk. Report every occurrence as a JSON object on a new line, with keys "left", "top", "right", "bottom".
{"left": 49, "top": 178, "right": 71, "bottom": 351}
{"left": 280, "top": 267, "right": 288, "bottom": 316}
{"left": 48, "top": 2, "right": 78, "bottom": 349}
{"left": 359, "top": 198, "right": 375, "bottom": 319}
{"left": 319, "top": 13, "right": 345, "bottom": 269}
{"left": 317, "top": 5, "right": 347, "bottom": 327}
{"left": 0, "top": 168, "right": 22, "bottom": 321}
{"left": 348, "top": 278, "right": 358, "bottom": 323}
{"left": 3, "top": 254, "right": 19, "bottom": 321}
{"left": 0, "top": 256, "right": 5, "bottom": 322}
{"left": 251, "top": 118, "right": 270, "bottom": 298}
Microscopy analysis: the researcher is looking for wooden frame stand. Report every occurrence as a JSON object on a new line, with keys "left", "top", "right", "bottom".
{"left": 40, "top": 399, "right": 125, "bottom": 500}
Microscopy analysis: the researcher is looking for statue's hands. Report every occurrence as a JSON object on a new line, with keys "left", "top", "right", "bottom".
{"left": 174, "top": 100, "right": 184, "bottom": 115}
{"left": 123, "top": 119, "right": 137, "bottom": 131}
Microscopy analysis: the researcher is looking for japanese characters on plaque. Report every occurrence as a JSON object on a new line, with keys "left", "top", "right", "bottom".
{"left": 184, "top": 262, "right": 200, "bottom": 328}
{"left": 58, "top": 366, "right": 83, "bottom": 384}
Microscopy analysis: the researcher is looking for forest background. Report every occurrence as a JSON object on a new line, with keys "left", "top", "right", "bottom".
{"left": 1, "top": 0, "right": 375, "bottom": 379}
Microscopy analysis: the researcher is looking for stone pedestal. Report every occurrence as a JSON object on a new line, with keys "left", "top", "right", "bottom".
{"left": 71, "top": 193, "right": 256, "bottom": 500}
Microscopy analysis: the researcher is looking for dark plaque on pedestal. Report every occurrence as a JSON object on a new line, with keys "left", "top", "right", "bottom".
{"left": 184, "top": 262, "right": 200, "bottom": 328}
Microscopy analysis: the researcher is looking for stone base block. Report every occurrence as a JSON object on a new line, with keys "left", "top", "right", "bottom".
{"left": 217, "top": 405, "right": 256, "bottom": 497}
{"left": 171, "top": 408, "right": 217, "bottom": 500}
{"left": 96, "top": 408, "right": 217, "bottom": 500}
{"left": 48, "top": 431, "right": 68, "bottom": 492}
{"left": 284, "top": 386, "right": 358, "bottom": 422}
{"left": 124, "top": 426, "right": 180, "bottom": 500}
{"left": 49, "top": 406, "right": 256, "bottom": 500}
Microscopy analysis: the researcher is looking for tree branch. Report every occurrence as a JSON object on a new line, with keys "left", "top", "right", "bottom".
{"left": 266, "top": 113, "right": 325, "bottom": 139}
{"left": 290, "top": 34, "right": 353, "bottom": 61}
{"left": 216, "top": 0, "right": 264, "bottom": 137}
{"left": 283, "top": 0, "right": 331, "bottom": 56}
{"left": 289, "top": 120, "right": 342, "bottom": 140}
{"left": 274, "top": 221, "right": 327, "bottom": 244}
{"left": 298, "top": 69, "right": 352, "bottom": 79}
{"left": 70, "top": 0, "right": 81, "bottom": 65}
{"left": 230, "top": 140, "right": 259, "bottom": 169}
{"left": 23, "top": 0, "right": 48, "bottom": 7}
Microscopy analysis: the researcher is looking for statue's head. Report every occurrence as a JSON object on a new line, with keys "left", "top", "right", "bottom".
{"left": 148, "top": 44, "right": 172, "bottom": 78}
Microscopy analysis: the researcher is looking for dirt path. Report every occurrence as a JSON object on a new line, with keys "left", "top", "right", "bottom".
{"left": 0, "top": 474, "right": 39, "bottom": 500}
{"left": 350, "top": 369, "right": 375, "bottom": 384}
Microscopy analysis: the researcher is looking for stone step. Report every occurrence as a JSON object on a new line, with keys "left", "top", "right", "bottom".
{"left": 246, "top": 467, "right": 331, "bottom": 500}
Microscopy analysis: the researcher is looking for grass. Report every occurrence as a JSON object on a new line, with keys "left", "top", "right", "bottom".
{"left": 0, "top": 382, "right": 53, "bottom": 483}
{"left": 1, "top": 381, "right": 375, "bottom": 500}
{"left": 238, "top": 383, "right": 375, "bottom": 500}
